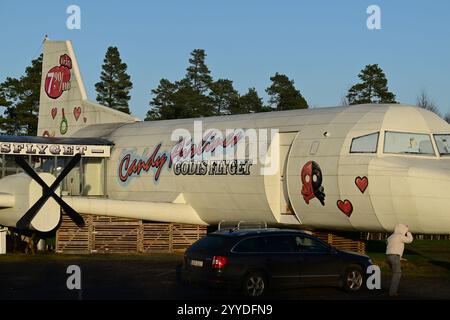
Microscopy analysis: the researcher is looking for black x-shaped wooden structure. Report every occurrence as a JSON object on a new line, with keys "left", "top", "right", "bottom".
{"left": 14, "top": 154, "right": 85, "bottom": 230}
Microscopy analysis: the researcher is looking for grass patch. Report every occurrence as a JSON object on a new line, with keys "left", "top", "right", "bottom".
{"left": 366, "top": 239, "right": 450, "bottom": 278}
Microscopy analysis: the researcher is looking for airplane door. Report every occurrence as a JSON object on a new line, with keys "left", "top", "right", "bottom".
{"left": 280, "top": 132, "right": 299, "bottom": 216}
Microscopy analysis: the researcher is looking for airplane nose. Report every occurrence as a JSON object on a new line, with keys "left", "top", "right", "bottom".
{"left": 407, "top": 164, "right": 450, "bottom": 233}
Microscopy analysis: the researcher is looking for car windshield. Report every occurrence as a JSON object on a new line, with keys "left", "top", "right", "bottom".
{"left": 434, "top": 134, "right": 450, "bottom": 155}
{"left": 384, "top": 131, "right": 435, "bottom": 156}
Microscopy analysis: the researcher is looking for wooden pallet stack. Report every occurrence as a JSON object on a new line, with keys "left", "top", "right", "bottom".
{"left": 57, "top": 214, "right": 366, "bottom": 255}
{"left": 56, "top": 214, "right": 207, "bottom": 254}
{"left": 313, "top": 231, "right": 366, "bottom": 254}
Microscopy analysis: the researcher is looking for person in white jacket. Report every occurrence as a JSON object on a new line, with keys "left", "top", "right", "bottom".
{"left": 386, "top": 223, "right": 414, "bottom": 296}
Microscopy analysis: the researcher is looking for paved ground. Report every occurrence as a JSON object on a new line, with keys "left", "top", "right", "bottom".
{"left": 0, "top": 253, "right": 449, "bottom": 300}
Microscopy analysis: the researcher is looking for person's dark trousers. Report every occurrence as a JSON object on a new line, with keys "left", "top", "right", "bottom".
{"left": 386, "top": 254, "right": 401, "bottom": 296}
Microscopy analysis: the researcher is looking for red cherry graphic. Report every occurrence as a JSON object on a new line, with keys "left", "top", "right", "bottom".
{"left": 337, "top": 199, "right": 353, "bottom": 217}
{"left": 355, "top": 176, "right": 368, "bottom": 193}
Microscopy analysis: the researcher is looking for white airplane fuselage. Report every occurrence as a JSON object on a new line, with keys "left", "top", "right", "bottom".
{"left": 71, "top": 104, "right": 450, "bottom": 234}
{"left": 1, "top": 40, "right": 449, "bottom": 235}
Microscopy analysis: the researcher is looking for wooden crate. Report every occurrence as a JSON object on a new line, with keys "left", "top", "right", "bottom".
{"left": 56, "top": 215, "right": 207, "bottom": 254}
{"left": 55, "top": 214, "right": 92, "bottom": 254}
{"left": 314, "top": 231, "right": 366, "bottom": 254}
{"left": 172, "top": 224, "right": 205, "bottom": 252}
{"left": 142, "top": 223, "right": 172, "bottom": 253}
{"left": 91, "top": 217, "right": 140, "bottom": 253}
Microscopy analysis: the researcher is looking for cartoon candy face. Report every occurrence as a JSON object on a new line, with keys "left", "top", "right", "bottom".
{"left": 300, "top": 161, "right": 325, "bottom": 206}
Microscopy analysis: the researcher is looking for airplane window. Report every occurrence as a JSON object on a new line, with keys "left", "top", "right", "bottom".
{"left": 350, "top": 132, "right": 379, "bottom": 153}
{"left": 384, "top": 131, "right": 435, "bottom": 156}
{"left": 434, "top": 135, "right": 450, "bottom": 155}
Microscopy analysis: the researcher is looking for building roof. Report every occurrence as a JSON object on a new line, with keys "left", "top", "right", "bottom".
{"left": 0, "top": 135, "right": 114, "bottom": 146}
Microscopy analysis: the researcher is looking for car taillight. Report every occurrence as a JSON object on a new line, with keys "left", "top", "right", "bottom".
{"left": 212, "top": 256, "right": 228, "bottom": 269}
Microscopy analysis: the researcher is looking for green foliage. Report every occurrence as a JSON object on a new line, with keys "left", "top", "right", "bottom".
{"left": 239, "top": 88, "right": 270, "bottom": 113}
{"left": 209, "top": 79, "right": 239, "bottom": 115}
{"left": 147, "top": 50, "right": 308, "bottom": 120}
{"left": 186, "top": 49, "right": 213, "bottom": 94}
{"left": 346, "top": 64, "right": 396, "bottom": 105}
{"left": 95, "top": 46, "right": 133, "bottom": 114}
{"left": 147, "top": 50, "right": 216, "bottom": 120}
{"left": 266, "top": 73, "right": 308, "bottom": 111}
{"left": 0, "top": 54, "right": 42, "bottom": 135}
{"left": 147, "top": 78, "right": 212, "bottom": 120}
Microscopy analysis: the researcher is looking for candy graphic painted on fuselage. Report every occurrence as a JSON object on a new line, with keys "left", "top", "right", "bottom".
{"left": 300, "top": 161, "right": 325, "bottom": 206}
{"left": 118, "top": 143, "right": 170, "bottom": 185}
{"left": 44, "top": 54, "right": 72, "bottom": 99}
{"left": 117, "top": 131, "right": 247, "bottom": 186}
{"left": 60, "top": 108, "right": 68, "bottom": 135}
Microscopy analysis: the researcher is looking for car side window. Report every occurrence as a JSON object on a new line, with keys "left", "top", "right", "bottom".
{"left": 233, "top": 237, "right": 262, "bottom": 253}
{"left": 261, "top": 236, "right": 296, "bottom": 253}
{"left": 293, "top": 235, "right": 329, "bottom": 253}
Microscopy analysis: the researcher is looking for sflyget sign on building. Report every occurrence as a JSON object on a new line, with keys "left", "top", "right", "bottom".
{"left": 0, "top": 136, "right": 112, "bottom": 158}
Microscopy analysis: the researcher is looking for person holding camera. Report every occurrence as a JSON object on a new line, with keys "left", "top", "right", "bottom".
{"left": 386, "top": 223, "right": 414, "bottom": 297}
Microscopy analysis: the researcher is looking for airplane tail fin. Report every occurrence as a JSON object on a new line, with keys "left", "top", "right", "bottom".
{"left": 38, "top": 39, "right": 138, "bottom": 137}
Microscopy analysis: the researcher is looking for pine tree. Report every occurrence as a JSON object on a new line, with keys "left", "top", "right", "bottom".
{"left": 147, "top": 49, "right": 216, "bottom": 120}
{"left": 173, "top": 79, "right": 212, "bottom": 118}
{"left": 147, "top": 78, "right": 212, "bottom": 120}
{"left": 186, "top": 49, "right": 213, "bottom": 94}
{"left": 346, "top": 64, "right": 396, "bottom": 105}
{"left": 0, "top": 54, "right": 42, "bottom": 135}
{"left": 239, "top": 88, "right": 267, "bottom": 113}
{"left": 95, "top": 46, "right": 133, "bottom": 114}
{"left": 146, "top": 79, "right": 178, "bottom": 120}
{"left": 266, "top": 73, "right": 308, "bottom": 111}
{"left": 209, "top": 79, "right": 239, "bottom": 115}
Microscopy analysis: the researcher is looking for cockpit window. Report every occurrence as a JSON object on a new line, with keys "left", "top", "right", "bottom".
{"left": 350, "top": 132, "right": 379, "bottom": 153}
{"left": 434, "top": 134, "right": 450, "bottom": 155}
{"left": 384, "top": 131, "right": 435, "bottom": 156}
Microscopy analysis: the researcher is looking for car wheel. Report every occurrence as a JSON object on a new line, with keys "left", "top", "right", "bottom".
{"left": 343, "top": 265, "right": 364, "bottom": 292}
{"left": 243, "top": 272, "right": 266, "bottom": 297}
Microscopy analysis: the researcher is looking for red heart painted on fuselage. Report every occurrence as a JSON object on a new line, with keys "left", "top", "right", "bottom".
{"left": 355, "top": 176, "right": 368, "bottom": 193}
{"left": 73, "top": 106, "right": 81, "bottom": 121}
{"left": 51, "top": 108, "right": 57, "bottom": 119}
{"left": 337, "top": 199, "right": 353, "bottom": 217}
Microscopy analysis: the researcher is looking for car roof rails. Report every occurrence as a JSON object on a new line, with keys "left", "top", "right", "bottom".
{"left": 218, "top": 220, "right": 268, "bottom": 232}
